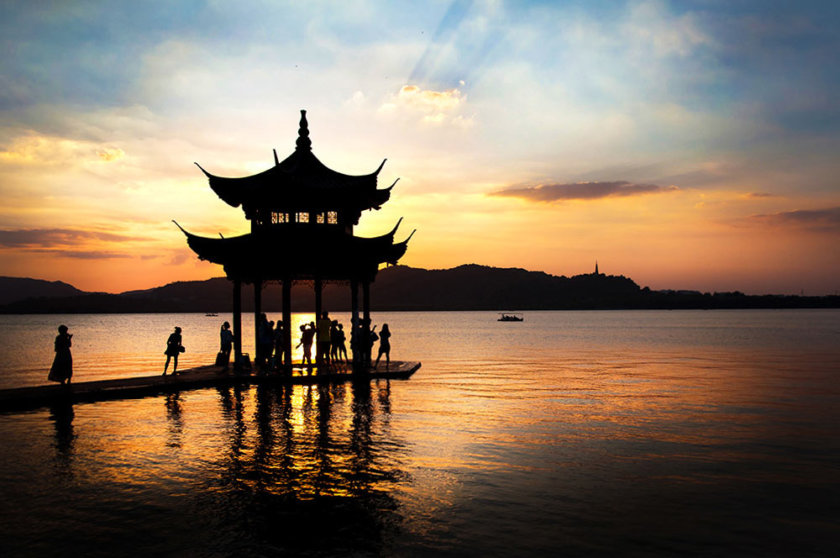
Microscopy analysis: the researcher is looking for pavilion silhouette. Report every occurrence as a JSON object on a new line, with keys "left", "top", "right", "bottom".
{"left": 176, "top": 110, "right": 414, "bottom": 373}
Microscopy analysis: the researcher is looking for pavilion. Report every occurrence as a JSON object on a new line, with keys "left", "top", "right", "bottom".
{"left": 176, "top": 110, "right": 414, "bottom": 373}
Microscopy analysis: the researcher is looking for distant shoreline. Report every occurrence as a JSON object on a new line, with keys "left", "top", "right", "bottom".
{"left": 1, "top": 308, "right": 839, "bottom": 317}
{"left": 2, "top": 265, "right": 838, "bottom": 314}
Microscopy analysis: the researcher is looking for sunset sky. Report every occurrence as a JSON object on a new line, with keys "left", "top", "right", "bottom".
{"left": 1, "top": 0, "right": 839, "bottom": 295}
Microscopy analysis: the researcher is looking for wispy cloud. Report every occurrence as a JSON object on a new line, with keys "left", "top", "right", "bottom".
{"left": 25, "top": 249, "right": 134, "bottom": 260}
{"left": 0, "top": 228, "right": 142, "bottom": 248}
{"left": 491, "top": 181, "right": 678, "bottom": 202}
{"left": 748, "top": 207, "right": 840, "bottom": 232}
{"left": 0, "top": 134, "right": 126, "bottom": 166}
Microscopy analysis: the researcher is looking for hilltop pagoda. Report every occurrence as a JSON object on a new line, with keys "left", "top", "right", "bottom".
{"left": 176, "top": 110, "right": 414, "bottom": 372}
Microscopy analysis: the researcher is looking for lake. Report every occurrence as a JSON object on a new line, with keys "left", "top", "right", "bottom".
{"left": 1, "top": 310, "right": 838, "bottom": 556}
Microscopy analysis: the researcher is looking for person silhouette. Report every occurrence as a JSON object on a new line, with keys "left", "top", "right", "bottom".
{"left": 297, "top": 323, "right": 315, "bottom": 370}
{"left": 330, "top": 320, "right": 340, "bottom": 362}
{"left": 374, "top": 323, "right": 391, "bottom": 370}
{"left": 48, "top": 325, "right": 73, "bottom": 385}
{"left": 163, "top": 326, "right": 183, "bottom": 375}
{"left": 336, "top": 323, "right": 348, "bottom": 363}
{"left": 219, "top": 321, "right": 233, "bottom": 370}
{"left": 367, "top": 323, "right": 378, "bottom": 368}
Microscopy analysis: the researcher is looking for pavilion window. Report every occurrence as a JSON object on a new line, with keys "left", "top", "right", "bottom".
{"left": 315, "top": 212, "right": 325, "bottom": 224}
{"left": 295, "top": 212, "right": 310, "bottom": 224}
{"left": 271, "top": 212, "right": 290, "bottom": 224}
{"left": 327, "top": 211, "right": 338, "bottom": 225}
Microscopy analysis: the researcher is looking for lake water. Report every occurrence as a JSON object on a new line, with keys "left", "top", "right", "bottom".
{"left": 1, "top": 310, "right": 838, "bottom": 556}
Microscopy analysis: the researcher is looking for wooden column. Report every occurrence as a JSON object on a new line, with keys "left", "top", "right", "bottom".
{"left": 362, "top": 280, "right": 371, "bottom": 368}
{"left": 350, "top": 279, "right": 359, "bottom": 371}
{"left": 282, "top": 279, "right": 292, "bottom": 372}
{"left": 314, "top": 278, "right": 323, "bottom": 366}
{"left": 232, "top": 278, "right": 242, "bottom": 370}
{"left": 254, "top": 279, "right": 263, "bottom": 367}
{"left": 314, "top": 278, "right": 323, "bottom": 318}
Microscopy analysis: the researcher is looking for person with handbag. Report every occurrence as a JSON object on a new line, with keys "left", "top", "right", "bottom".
{"left": 163, "top": 326, "right": 184, "bottom": 376}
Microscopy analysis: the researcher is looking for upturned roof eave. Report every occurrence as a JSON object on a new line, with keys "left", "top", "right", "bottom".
{"left": 176, "top": 223, "right": 412, "bottom": 274}
{"left": 197, "top": 150, "right": 384, "bottom": 190}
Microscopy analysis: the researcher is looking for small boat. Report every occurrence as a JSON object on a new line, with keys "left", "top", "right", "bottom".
{"left": 498, "top": 313, "right": 524, "bottom": 322}
{"left": 205, "top": 313, "right": 219, "bottom": 317}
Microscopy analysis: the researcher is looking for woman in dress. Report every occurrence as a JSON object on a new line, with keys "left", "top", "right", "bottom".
{"left": 374, "top": 323, "right": 391, "bottom": 370}
{"left": 163, "top": 326, "right": 183, "bottom": 375}
{"left": 48, "top": 325, "right": 73, "bottom": 384}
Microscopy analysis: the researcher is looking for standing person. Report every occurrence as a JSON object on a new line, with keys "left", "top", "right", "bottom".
{"left": 297, "top": 323, "right": 315, "bottom": 370}
{"left": 336, "top": 323, "right": 348, "bottom": 363}
{"left": 48, "top": 325, "right": 73, "bottom": 385}
{"left": 374, "top": 323, "right": 391, "bottom": 370}
{"left": 163, "top": 326, "right": 183, "bottom": 376}
{"left": 219, "top": 321, "right": 233, "bottom": 370}
{"left": 316, "top": 311, "right": 332, "bottom": 366}
{"left": 329, "top": 320, "right": 340, "bottom": 363}
{"left": 367, "top": 323, "right": 378, "bottom": 368}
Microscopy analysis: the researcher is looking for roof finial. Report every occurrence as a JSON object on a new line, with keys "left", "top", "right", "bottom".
{"left": 595, "top": 260, "right": 599, "bottom": 275}
{"left": 296, "top": 109, "right": 312, "bottom": 151}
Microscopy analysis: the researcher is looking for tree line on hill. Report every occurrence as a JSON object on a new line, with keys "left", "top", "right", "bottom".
{"left": 0, "top": 264, "right": 837, "bottom": 313}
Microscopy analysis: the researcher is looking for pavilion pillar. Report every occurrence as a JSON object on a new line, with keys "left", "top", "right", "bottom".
{"left": 232, "top": 279, "right": 242, "bottom": 371}
{"left": 314, "top": 278, "right": 323, "bottom": 318}
{"left": 363, "top": 280, "right": 371, "bottom": 368}
{"left": 254, "top": 279, "right": 263, "bottom": 369}
{"left": 350, "top": 279, "right": 359, "bottom": 371}
{"left": 314, "top": 278, "right": 323, "bottom": 366}
{"left": 282, "top": 279, "right": 292, "bottom": 373}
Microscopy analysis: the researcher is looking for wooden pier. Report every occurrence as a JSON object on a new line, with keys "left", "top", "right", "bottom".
{"left": 0, "top": 361, "right": 420, "bottom": 412}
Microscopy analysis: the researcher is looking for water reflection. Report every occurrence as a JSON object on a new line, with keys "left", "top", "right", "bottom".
{"left": 49, "top": 400, "right": 75, "bottom": 479}
{"left": 164, "top": 392, "right": 184, "bottom": 448}
{"left": 208, "top": 381, "right": 408, "bottom": 554}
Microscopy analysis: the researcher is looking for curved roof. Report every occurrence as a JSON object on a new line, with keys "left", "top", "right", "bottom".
{"left": 195, "top": 110, "right": 395, "bottom": 220}
{"left": 174, "top": 220, "right": 414, "bottom": 282}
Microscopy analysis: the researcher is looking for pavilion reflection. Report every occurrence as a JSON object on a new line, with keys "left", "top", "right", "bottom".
{"left": 212, "top": 380, "right": 408, "bottom": 554}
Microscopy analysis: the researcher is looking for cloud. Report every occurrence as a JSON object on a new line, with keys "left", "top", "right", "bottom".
{"left": 491, "top": 181, "right": 678, "bottom": 202}
{"left": 26, "top": 249, "right": 134, "bottom": 260}
{"left": 748, "top": 207, "right": 840, "bottom": 232}
{"left": 167, "top": 248, "right": 194, "bottom": 266}
{"left": 0, "top": 134, "right": 126, "bottom": 167}
{"left": 0, "top": 228, "right": 143, "bottom": 248}
{"left": 379, "top": 85, "right": 472, "bottom": 127}
{"left": 96, "top": 147, "right": 125, "bottom": 162}
{"left": 624, "top": 0, "right": 712, "bottom": 58}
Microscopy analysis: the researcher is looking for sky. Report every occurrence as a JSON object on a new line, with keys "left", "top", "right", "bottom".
{"left": 1, "top": 0, "right": 839, "bottom": 295}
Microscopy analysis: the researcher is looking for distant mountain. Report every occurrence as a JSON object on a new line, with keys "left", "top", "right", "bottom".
{"left": 0, "top": 265, "right": 837, "bottom": 313}
{"left": 369, "top": 264, "right": 643, "bottom": 310}
{"left": 0, "top": 276, "right": 89, "bottom": 305}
